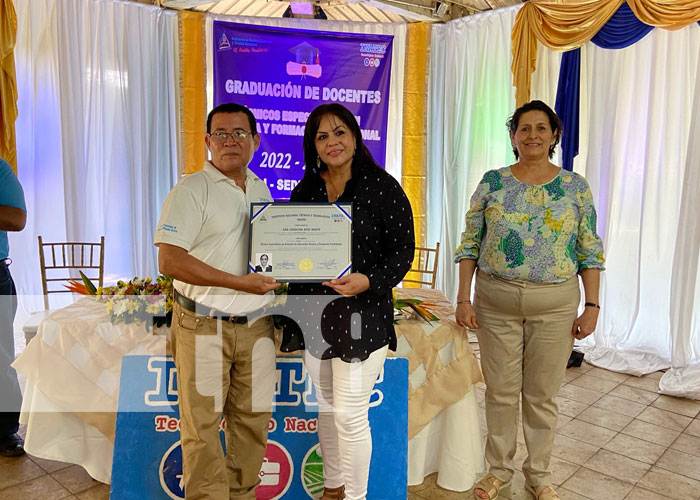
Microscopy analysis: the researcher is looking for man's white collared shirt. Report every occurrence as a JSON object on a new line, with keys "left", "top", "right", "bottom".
{"left": 155, "top": 161, "right": 273, "bottom": 314}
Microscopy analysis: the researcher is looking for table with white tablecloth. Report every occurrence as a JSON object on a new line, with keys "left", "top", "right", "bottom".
{"left": 13, "top": 298, "right": 169, "bottom": 483}
{"left": 392, "top": 288, "right": 485, "bottom": 491}
{"left": 13, "top": 290, "right": 485, "bottom": 491}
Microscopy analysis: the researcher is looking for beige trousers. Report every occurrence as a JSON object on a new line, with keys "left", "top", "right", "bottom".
{"left": 171, "top": 301, "right": 276, "bottom": 500}
{"left": 475, "top": 271, "right": 579, "bottom": 487}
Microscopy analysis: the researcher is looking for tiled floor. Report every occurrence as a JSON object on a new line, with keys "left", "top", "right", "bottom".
{"left": 3, "top": 338, "right": 700, "bottom": 499}
{"left": 0, "top": 449, "right": 110, "bottom": 499}
{"left": 408, "top": 335, "right": 700, "bottom": 500}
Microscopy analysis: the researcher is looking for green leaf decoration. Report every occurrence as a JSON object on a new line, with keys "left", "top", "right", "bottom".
{"left": 79, "top": 270, "right": 98, "bottom": 295}
{"left": 406, "top": 302, "right": 438, "bottom": 325}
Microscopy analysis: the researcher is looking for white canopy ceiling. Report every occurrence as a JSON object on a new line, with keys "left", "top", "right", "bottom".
{"left": 159, "top": 0, "right": 523, "bottom": 23}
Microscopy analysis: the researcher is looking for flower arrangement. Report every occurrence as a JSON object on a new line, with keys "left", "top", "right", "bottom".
{"left": 66, "top": 275, "right": 437, "bottom": 328}
{"left": 66, "top": 272, "right": 173, "bottom": 329}
{"left": 98, "top": 275, "right": 174, "bottom": 329}
{"left": 64, "top": 271, "right": 98, "bottom": 295}
{"left": 392, "top": 289, "right": 439, "bottom": 324}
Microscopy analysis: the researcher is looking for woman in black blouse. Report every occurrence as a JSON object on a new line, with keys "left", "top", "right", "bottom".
{"left": 282, "top": 103, "right": 414, "bottom": 500}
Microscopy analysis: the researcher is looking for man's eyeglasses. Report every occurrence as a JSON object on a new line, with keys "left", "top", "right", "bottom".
{"left": 208, "top": 130, "right": 253, "bottom": 142}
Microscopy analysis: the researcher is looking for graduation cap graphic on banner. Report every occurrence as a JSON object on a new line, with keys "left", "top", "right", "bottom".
{"left": 286, "top": 41, "right": 322, "bottom": 79}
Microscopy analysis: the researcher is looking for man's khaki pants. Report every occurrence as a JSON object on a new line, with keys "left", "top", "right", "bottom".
{"left": 475, "top": 271, "right": 579, "bottom": 487}
{"left": 171, "top": 302, "right": 276, "bottom": 500}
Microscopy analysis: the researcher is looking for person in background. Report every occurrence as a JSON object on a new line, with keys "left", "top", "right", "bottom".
{"left": 454, "top": 100, "right": 605, "bottom": 500}
{"left": 0, "top": 158, "right": 27, "bottom": 457}
{"left": 155, "top": 103, "right": 278, "bottom": 500}
{"left": 282, "top": 103, "right": 415, "bottom": 500}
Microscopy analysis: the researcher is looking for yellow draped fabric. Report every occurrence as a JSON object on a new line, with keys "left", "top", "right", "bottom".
{"left": 181, "top": 11, "right": 206, "bottom": 175}
{"left": 0, "top": 0, "right": 18, "bottom": 172}
{"left": 512, "top": 0, "right": 700, "bottom": 106}
{"left": 402, "top": 23, "right": 430, "bottom": 250}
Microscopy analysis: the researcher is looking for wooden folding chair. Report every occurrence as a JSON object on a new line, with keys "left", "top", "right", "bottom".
{"left": 23, "top": 236, "right": 105, "bottom": 344}
{"left": 402, "top": 242, "right": 440, "bottom": 289}
{"left": 38, "top": 236, "right": 105, "bottom": 309}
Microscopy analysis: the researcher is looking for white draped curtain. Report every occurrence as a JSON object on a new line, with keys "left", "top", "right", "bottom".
{"left": 428, "top": 5, "right": 700, "bottom": 397}
{"left": 12, "top": 0, "right": 180, "bottom": 321}
{"left": 205, "top": 14, "right": 406, "bottom": 181}
{"left": 577, "top": 26, "right": 700, "bottom": 396}
{"left": 663, "top": 41, "right": 700, "bottom": 398}
{"left": 427, "top": 5, "right": 561, "bottom": 298}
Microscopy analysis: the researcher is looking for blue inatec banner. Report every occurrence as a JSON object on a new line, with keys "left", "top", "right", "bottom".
{"left": 111, "top": 355, "right": 408, "bottom": 499}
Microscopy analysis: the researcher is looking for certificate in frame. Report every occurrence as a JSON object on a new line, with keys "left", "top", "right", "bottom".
{"left": 249, "top": 202, "right": 353, "bottom": 283}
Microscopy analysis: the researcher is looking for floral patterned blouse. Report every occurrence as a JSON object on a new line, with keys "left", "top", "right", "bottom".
{"left": 454, "top": 166, "right": 605, "bottom": 283}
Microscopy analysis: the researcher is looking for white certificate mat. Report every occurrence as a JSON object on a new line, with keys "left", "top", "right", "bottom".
{"left": 249, "top": 202, "right": 353, "bottom": 282}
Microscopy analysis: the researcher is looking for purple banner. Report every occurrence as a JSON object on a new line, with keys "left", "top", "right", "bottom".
{"left": 213, "top": 22, "right": 393, "bottom": 200}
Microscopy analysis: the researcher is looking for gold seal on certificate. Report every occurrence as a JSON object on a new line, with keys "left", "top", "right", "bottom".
{"left": 298, "top": 258, "right": 314, "bottom": 273}
{"left": 249, "top": 202, "right": 352, "bottom": 282}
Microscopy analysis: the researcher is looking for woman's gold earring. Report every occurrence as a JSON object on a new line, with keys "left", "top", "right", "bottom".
{"left": 316, "top": 156, "right": 321, "bottom": 169}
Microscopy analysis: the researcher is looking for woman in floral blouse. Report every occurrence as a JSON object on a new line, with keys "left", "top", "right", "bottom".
{"left": 454, "top": 100, "right": 605, "bottom": 500}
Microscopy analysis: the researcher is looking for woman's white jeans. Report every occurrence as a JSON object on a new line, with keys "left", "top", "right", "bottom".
{"left": 303, "top": 345, "right": 388, "bottom": 500}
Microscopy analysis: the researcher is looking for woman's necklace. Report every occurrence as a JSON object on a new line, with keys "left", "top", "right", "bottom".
{"left": 325, "top": 176, "right": 345, "bottom": 202}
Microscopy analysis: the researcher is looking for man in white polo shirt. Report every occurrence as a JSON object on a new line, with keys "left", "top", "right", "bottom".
{"left": 155, "top": 103, "right": 279, "bottom": 500}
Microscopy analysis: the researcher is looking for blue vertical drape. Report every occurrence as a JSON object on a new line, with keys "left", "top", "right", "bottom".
{"left": 554, "top": 2, "right": 655, "bottom": 170}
